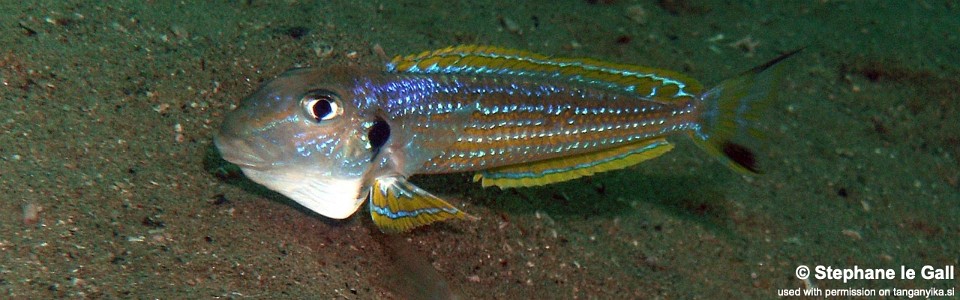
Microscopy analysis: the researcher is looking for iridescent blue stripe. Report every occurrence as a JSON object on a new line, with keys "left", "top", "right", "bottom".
{"left": 370, "top": 203, "right": 460, "bottom": 220}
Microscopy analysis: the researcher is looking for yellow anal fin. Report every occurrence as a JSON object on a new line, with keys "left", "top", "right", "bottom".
{"left": 369, "top": 177, "right": 468, "bottom": 233}
{"left": 387, "top": 45, "right": 703, "bottom": 101}
{"left": 473, "top": 138, "right": 674, "bottom": 189}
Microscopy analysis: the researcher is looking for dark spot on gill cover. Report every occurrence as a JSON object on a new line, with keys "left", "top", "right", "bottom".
{"left": 721, "top": 141, "right": 759, "bottom": 173}
{"left": 368, "top": 118, "right": 390, "bottom": 161}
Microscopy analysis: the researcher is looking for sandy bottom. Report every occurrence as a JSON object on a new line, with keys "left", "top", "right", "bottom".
{"left": 1, "top": 1, "right": 957, "bottom": 298}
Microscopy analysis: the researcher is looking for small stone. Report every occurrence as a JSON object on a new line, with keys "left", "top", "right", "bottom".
{"left": 729, "top": 36, "right": 760, "bottom": 56}
{"left": 169, "top": 25, "right": 189, "bottom": 39}
{"left": 625, "top": 5, "right": 647, "bottom": 24}
{"left": 372, "top": 43, "right": 387, "bottom": 61}
{"left": 499, "top": 16, "right": 521, "bottom": 35}
{"left": 153, "top": 103, "right": 170, "bottom": 114}
{"left": 841, "top": 229, "right": 862, "bottom": 240}
{"left": 313, "top": 42, "right": 333, "bottom": 58}
{"left": 23, "top": 203, "right": 42, "bottom": 225}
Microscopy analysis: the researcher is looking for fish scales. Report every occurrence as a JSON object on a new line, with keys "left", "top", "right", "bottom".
{"left": 357, "top": 73, "right": 698, "bottom": 173}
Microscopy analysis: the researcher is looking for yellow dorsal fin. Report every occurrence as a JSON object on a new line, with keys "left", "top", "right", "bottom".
{"left": 369, "top": 177, "right": 469, "bottom": 233}
{"left": 387, "top": 45, "right": 703, "bottom": 102}
{"left": 473, "top": 138, "right": 674, "bottom": 189}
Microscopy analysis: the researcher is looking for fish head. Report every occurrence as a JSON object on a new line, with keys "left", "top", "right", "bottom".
{"left": 215, "top": 67, "right": 380, "bottom": 219}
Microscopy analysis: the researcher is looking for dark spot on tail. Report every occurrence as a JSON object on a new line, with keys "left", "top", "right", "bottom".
{"left": 722, "top": 142, "right": 759, "bottom": 173}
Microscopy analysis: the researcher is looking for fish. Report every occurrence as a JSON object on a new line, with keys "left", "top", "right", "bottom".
{"left": 215, "top": 45, "right": 798, "bottom": 232}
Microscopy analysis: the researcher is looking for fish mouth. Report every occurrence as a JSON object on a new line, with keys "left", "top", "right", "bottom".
{"left": 214, "top": 135, "right": 276, "bottom": 170}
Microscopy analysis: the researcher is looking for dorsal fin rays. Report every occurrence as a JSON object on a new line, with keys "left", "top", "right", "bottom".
{"left": 387, "top": 45, "right": 703, "bottom": 102}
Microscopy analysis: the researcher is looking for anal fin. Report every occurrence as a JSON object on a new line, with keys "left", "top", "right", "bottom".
{"left": 473, "top": 138, "right": 674, "bottom": 188}
{"left": 369, "top": 177, "right": 468, "bottom": 233}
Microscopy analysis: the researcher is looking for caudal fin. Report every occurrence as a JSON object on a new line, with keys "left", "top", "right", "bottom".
{"left": 691, "top": 49, "right": 802, "bottom": 174}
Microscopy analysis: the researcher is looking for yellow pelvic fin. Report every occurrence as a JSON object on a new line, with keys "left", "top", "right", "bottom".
{"left": 369, "top": 177, "right": 467, "bottom": 233}
{"left": 473, "top": 138, "right": 674, "bottom": 189}
{"left": 387, "top": 45, "right": 703, "bottom": 102}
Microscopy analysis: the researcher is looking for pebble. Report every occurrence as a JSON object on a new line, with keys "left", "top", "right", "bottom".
{"left": 313, "top": 42, "right": 333, "bottom": 58}
{"left": 625, "top": 5, "right": 647, "bottom": 24}
{"left": 841, "top": 229, "right": 862, "bottom": 240}
{"left": 169, "top": 25, "right": 189, "bottom": 39}
{"left": 499, "top": 16, "right": 521, "bottom": 35}
{"left": 23, "top": 203, "right": 42, "bottom": 225}
{"left": 174, "top": 123, "right": 185, "bottom": 143}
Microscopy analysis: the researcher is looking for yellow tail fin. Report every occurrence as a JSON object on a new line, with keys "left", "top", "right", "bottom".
{"left": 692, "top": 49, "right": 802, "bottom": 174}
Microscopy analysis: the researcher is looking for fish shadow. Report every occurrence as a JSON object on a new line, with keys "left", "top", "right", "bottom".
{"left": 416, "top": 167, "right": 740, "bottom": 237}
{"left": 205, "top": 142, "right": 739, "bottom": 236}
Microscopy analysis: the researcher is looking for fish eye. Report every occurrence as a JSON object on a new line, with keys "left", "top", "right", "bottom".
{"left": 301, "top": 89, "right": 343, "bottom": 122}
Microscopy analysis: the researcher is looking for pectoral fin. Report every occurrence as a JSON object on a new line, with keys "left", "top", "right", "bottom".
{"left": 368, "top": 177, "right": 468, "bottom": 233}
{"left": 474, "top": 138, "right": 674, "bottom": 188}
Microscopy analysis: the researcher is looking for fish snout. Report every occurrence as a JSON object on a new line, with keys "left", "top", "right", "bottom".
{"left": 215, "top": 105, "right": 288, "bottom": 169}
{"left": 214, "top": 133, "right": 277, "bottom": 170}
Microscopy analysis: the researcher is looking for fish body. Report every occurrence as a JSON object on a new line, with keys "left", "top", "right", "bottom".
{"left": 215, "top": 46, "right": 795, "bottom": 232}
